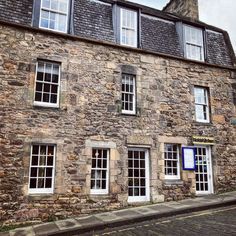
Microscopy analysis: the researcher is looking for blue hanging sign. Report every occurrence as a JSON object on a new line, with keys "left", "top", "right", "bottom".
{"left": 182, "top": 147, "right": 196, "bottom": 170}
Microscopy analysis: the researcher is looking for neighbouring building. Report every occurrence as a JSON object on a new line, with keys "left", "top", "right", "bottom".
{"left": 0, "top": 0, "right": 236, "bottom": 225}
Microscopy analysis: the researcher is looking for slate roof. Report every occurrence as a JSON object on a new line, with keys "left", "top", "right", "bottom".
{"left": 0, "top": 0, "right": 235, "bottom": 68}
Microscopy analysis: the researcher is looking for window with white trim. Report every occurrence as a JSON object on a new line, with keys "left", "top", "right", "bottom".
{"left": 194, "top": 87, "right": 210, "bottom": 123}
{"left": 164, "top": 144, "right": 180, "bottom": 179}
{"left": 184, "top": 25, "right": 204, "bottom": 61}
{"left": 90, "top": 148, "right": 109, "bottom": 194}
{"left": 121, "top": 74, "right": 136, "bottom": 114}
{"left": 34, "top": 61, "right": 60, "bottom": 107}
{"left": 39, "top": 0, "right": 69, "bottom": 33}
{"left": 120, "top": 8, "right": 138, "bottom": 47}
{"left": 29, "top": 144, "right": 56, "bottom": 194}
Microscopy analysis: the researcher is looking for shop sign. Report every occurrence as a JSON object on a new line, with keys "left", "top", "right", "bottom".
{"left": 192, "top": 136, "right": 215, "bottom": 145}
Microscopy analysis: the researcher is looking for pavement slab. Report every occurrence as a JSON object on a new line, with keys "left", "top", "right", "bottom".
{"left": 55, "top": 218, "right": 81, "bottom": 231}
{"left": 33, "top": 223, "right": 59, "bottom": 236}
{"left": 1, "top": 191, "right": 236, "bottom": 236}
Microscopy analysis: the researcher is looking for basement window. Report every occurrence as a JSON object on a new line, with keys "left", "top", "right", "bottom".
{"left": 34, "top": 61, "right": 60, "bottom": 108}
{"left": 164, "top": 144, "right": 180, "bottom": 180}
{"left": 29, "top": 144, "right": 56, "bottom": 194}
{"left": 90, "top": 148, "right": 109, "bottom": 194}
{"left": 39, "top": 0, "right": 69, "bottom": 33}
{"left": 183, "top": 25, "right": 204, "bottom": 61}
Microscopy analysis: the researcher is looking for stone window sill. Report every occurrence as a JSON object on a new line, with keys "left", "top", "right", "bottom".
{"left": 164, "top": 180, "right": 184, "bottom": 186}
{"left": 192, "top": 121, "right": 213, "bottom": 126}
{"left": 28, "top": 194, "right": 57, "bottom": 201}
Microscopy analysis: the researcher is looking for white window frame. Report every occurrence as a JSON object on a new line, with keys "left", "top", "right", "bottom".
{"left": 195, "top": 146, "right": 214, "bottom": 195}
{"left": 164, "top": 144, "right": 181, "bottom": 180}
{"left": 120, "top": 8, "right": 138, "bottom": 47}
{"left": 39, "top": 0, "right": 69, "bottom": 33}
{"left": 33, "top": 61, "right": 61, "bottom": 108}
{"left": 90, "top": 148, "right": 109, "bottom": 195}
{"left": 194, "top": 87, "right": 210, "bottom": 123}
{"left": 121, "top": 74, "right": 136, "bottom": 115}
{"left": 28, "top": 144, "right": 56, "bottom": 194}
{"left": 183, "top": 24, "right": 204, "bottom": 61}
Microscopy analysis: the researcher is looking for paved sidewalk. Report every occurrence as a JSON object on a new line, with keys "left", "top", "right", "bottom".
{"left": 1, "top": 191, "right": 236, "bottom": 236}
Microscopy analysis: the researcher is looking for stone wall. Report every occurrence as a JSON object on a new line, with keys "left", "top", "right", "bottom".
{"left": 0, "top": 23, "right": 236, "bottom": 225}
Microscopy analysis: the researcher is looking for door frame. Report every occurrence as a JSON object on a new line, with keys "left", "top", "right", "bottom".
{"left": 195, "top": 146, "right": 214, "bottom": 195}
{"left": 127, "top": 148, "right": 150, "bottom": 203}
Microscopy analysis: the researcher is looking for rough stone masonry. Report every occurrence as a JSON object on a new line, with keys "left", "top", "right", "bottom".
{"left": 0, "top": 21, "right": 236, "bottom": 225}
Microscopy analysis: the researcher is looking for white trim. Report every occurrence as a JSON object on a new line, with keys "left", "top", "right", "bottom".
{"left": 90, "top": 148, "right": 109, "bottom": 195}
{"left": 39, "top": 0, "right": 69, "bottom": 33}
{"left": 28, "top": 144, "right": 56, "bottom": 194}
{"left": 183, "top": 24, "right": 205, "bottom": 62}
{"left": 164, "top": 144, "right": 181, "bottom": 180}
{"left": 120, "top": 8, "right": 138, "bottom": 48}
{"left": 33, "top": 61, "right": 61, "bottom": 108}
{"left": 194, "top": 87, "right": 210, "bottom": 123}
{"left": 121, "top": 74, "right": 136, "bottom": 115}
{"left": 127, "top": 148, "right": 150, "bottom": 203}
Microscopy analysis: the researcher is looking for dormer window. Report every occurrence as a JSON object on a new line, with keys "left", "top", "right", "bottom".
{"left": 39, "top": 0, "right": 69, "bottom": 33}
{"left": 120, "top": 8, "right": 138, "bottom": 47}
{"left": 183, "top": 25, "right": 204, "bottom": 61}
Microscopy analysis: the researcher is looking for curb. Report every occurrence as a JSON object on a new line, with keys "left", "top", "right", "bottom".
{"left": 49, "top": 199, "right": 236, "bottom": 236}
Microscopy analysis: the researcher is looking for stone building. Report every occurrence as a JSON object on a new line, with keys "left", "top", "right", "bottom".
{"left": 0, "top": 0, "right": 236, "bottom": 225}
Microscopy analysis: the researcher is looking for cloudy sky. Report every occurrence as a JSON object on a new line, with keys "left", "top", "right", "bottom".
{"left": 129, "top": 0, "right": 236, "bottom": 50}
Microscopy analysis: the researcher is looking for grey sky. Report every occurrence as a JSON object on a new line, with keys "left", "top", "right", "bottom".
{"left": 129, "top": 0, "right": 236, "bottom": 50}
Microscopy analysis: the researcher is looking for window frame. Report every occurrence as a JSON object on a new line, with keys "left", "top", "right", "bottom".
{"left": 33, "top": 60, "right": 61, "bottom": 108}
{"left": 120, "top": 7, "right": 138, "bottom": 48}
{"left": 39, "top": 0, "right": 70, "bottom": 33}
{"left": 28, "top": 144, "right": 56, "bottom": 194}
{"left": 90, "top": 148, "right": 109, "bottom": 195}
{"left": 183, "top": 24, "right": 205, "bottom": 62}
{"left": 121, "top": 73, "right": 136, "bottom": 115}
{"left": 194, "top": 86, "right": 210, "bottom": 123}
{"left": 164, "top": 144, "right": 181, "bottom": 180}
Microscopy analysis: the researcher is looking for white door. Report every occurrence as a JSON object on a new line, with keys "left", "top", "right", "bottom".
{"left": 128, "top": 148, "right": 150, "bottom": 203}
{"left": 195, "top": 146, "right": 214, "bottom": 195}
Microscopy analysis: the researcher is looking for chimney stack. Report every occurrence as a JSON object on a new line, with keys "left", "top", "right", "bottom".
{"left": 163, "top": 0, "right": 199, "bottom": 21}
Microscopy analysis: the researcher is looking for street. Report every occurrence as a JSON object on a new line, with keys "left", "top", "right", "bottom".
{"left": 80, "top": 206, "right": 236, "bottom": 236}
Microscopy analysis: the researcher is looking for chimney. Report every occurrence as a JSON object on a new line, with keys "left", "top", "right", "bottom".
{"left": 163, "top": 0, "right": 199, "bottom": 21}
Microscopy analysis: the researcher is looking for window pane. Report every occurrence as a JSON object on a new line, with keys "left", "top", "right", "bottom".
{"left": 58, "top": 14, "right": 66, "bottom": 32}
{"left": 30, "top": 179, "right": 37, "bottom": 188}
{"left": 42, "top": 0, "right": 50, "bottom": 8}
{"left": 50, "top": 94, "right": 57, "bottom": 104}
{"left": 38, "top": 178, "right": 45, "bottom": 188}
{"left": 32, "top": 145, "right": 39, "bottom": 155}
{"left": 43, "top": 93, "right": 50, "bottom": 103}
{"left": 31, "top": 156, "right": 38, "bottom": 166}
{"left": 45, "top": 178, "right": 52, "bottom": 188}
{"left": 195, "top": 104, "right": 204, "bottom": 120}
{"left": 51, "top": 0, "right": 59, "bottom": 11}
{"left": 41, "top": 10, "right": 49, "bottom": 19}
{"left": 30, "top": 168, "right": 37, "bottom": 177}
{"left": 47, "top": 156, "right": 54, "bottom": 166}
{"left": 46, "top": 168, "right": 53, "bottom": 177}
{"left": 40, "top": 18, "right": 49, "bottom": 28}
